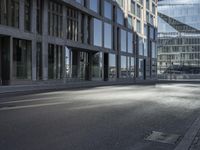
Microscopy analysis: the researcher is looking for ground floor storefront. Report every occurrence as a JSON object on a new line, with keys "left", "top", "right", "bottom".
{"left": 0, "top": 36, "right": 157, "bottom": 86}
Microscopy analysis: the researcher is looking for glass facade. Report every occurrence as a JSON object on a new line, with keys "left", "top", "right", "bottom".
{"left": 158, "top": 0, "right": 200, "bottom": 77}
{"left": 0, "top": 0, "right": 157, "bottom": 85}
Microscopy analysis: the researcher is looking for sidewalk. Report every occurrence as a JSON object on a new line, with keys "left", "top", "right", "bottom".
{"left": 0, "top": 80, "right": 156, "bottom": 95}
{"left": 175, "top": 116, "right": 200, "bottom": 150}
{"left": 189, "top": 129, "right": 200, "bottom": 150}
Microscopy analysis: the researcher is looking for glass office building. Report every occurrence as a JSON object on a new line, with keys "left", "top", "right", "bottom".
{"left": 0, "top": 0, "right": 157, "bottom": 85}
{"left": 158, "top": 0, "right": 200, "bottom": 78}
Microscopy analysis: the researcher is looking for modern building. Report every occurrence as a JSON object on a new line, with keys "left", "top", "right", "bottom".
{"left": 0, "top": 0, "right": 157, "bottom": 85}
{"left": 157, "top": 0, "right": 200, "bottom": 75}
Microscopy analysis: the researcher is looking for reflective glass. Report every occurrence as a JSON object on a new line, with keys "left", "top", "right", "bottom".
{"left": 93, "top": 19, "right": 102, "bottom": 47}
{"left": 104, "top": 23, "right": 112, "bottom": 49}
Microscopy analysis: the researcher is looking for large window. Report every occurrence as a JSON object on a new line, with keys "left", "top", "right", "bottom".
{"left": 13, "top": 39, "right": 32, "bottom": 80}
{"left": 92, "top": 52, "right": 102, "bottom": 79}
{"left": 109, "top": 54, "right": 116, "bottom": 79}
{"left": 36, "top": 42, "right": 42, "bottom": 80}
{"left": 48, "top": 44, "right": 63, "bottom": 79}
{"left": 121, "top": 55, "right": 127, "bottom": 78}
{"left": 139, "top": 37, "right": 144, "bottom": 56}
{"left": 24, "top": 0, "right": 31, "bottom": 31}
{"left": 36, "top": 0, "right": 43, "bottom": 34}
{"left": 48, "top": 1, "right": 63, "bottom": 37}
{"left": 131, "top": 1, "right": 135, "bottom": 15}
{"left": 136, "top": 20, "right": 141, "bottom": 33}
{"left": 144, "top": 39, "right": 148, "bottom": 56}
{"left": 136, "top": 5, "right": 141, "bottom": 18}
{"left": 93, "top": 19, "right": 102, "bottom": 47}
{"left": 128, "top": 15, "right": 132, "bottom": 29}
{"left": 117, "top": 8, "right": 124, "bottom": 25}
{"left": 104, "top": 22, "right": 112, "bottom": 49}
{"left": 121, "top": 29, "right": 127, "bottom": 52}
{"left": 89, "top": 0, "right": 99, "bottom": 13}
{"left": 66, "top": 7, "right": 79, "bottom": 41}
{"left": 0, "top": 0, "right": 19, "bottom": 27}
{"left": 104, "top": 1, "right": 112, "bottom": 19}
{"left": 128, "top": 32, "right": 133, "bottom": 53}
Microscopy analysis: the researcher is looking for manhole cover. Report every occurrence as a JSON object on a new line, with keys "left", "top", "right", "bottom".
{"left": 145, "top": 131, "right": 181, "bottom": 145}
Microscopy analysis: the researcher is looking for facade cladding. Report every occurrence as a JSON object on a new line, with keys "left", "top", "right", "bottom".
{"left": 0, "top": 0, "right": 157, "bottom": 85}
{"left": 158, "top": 0, "right": 200, "bottom": 75}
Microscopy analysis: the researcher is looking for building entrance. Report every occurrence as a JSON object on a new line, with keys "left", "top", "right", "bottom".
{"left": 0, "top": 36, "right": 10, "bottom": 85}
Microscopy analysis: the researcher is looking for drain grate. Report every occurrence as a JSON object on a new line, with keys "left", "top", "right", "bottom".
{"left": 145, "top": 131, "right": 181, "bottom": 145}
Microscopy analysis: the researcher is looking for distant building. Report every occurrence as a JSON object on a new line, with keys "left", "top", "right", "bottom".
{"left": 0, "top": 0, "right": 157, "bottom": 85}
{"left": 157, "top": 0, "right": 200, "bottom": 75}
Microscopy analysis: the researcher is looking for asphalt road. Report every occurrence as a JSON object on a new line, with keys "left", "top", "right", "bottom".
{"left": 0, "top": 83, "right": 200, "bottom": 150}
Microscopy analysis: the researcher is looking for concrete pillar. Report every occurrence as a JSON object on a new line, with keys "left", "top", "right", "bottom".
{"left": 32, "top": 40, "right": 37, "bottom": 81}
{"left": 19, "top": 0, "right": 25, "bottom": 32}
{"left": 9, "top": 37, "right": 13, "bottom": 83}
{"left": 83, "top": 15, "right": 88, "bottom": 44}
{"left": 42, "top": 0, "right": 49, "bottom": 80}
{"left": 31, "top": 0, "right": 37, "bottom": 33}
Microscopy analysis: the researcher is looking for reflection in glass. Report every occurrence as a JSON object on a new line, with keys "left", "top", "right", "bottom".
{"left": 104, "top": 23, "right": 112, "bottom": 49}
{"left": 109, "top": 54, "right": 116, "bottom": 79}
{"left": 104, "top": 1, "right": 112, "bottom": 19}
{"left": 93, "top": 19, "right": 102, "bottom": 47}
{"left": 92, "top": 52, "right": 102, "bottom": 79}
{"left": 121, "top": 29, "right": 127, "bottom": 52}
{"left": 121, "top": 55, "right": 127, "bottom": 78}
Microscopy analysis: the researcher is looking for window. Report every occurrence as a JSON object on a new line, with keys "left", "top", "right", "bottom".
{"left": 36, "top": 0, "right": 43, "bottom": 34}
{"left": 121, "top": 29, "right": 127, "bottom": 52}
{"left": 152, "top": 3, "right": 155, "bottom": 14}
{"left": 131, "top": 1, "right": 135, "bottom": 15}
{"left": 109, "top": 54, "right": 116, "bottom": 79}
{"left": 144, "top": 39, "right": 148, "bottom": 56}
{"left": 104, "top": 1, "right": 112, "bottom": 19}
{"left": 89, "top": 0, "right": 98, "bottom": 13}
{"left": 13, "top": 39, "right": 32, "bottom": 80}
{"left": 36, "top": 42, "right": 42, "bottom": 80}
{"left": 137, "top": 5, "right": 141, "bottom": 18}
{"left": 0, "top": 0, "right": 19, "bottom": 27}
{"left": 128, "top": 32, "right": 133, "bottom": 53}
{"left": 136, "top": 20, "right": 141, "bottom": 33}
{"left": 24, "top": 0, "right": 31, "bottom": 31}
{"left": 128, "top": 15, "right": 132, "bottom": 29}
{"left": 48, "top": 1, "right": 63, "bottom": 37}
{"left": 152, "top": 42, "right": 156, "bottom": 58}
{"left": 66, "top": 7, "right": 79, "bottom": 41}
{"left": 104, "top": 23, "right": 112, "bottom": 49}
{"left": 139, "top": 37, "right": 144, "bottom": 56}
{"left": 117, "top": 8, "right": 124, "bottom": 25}
{"left": 48, "top": 44, "right": 63, "bottom": 79}
{"left": 121, "top": 55, "right": 127, "bottom": 78}
{"left": 146, "top": 0, "right": 149, "bottom": 10}
{"left": 93, "top": 19, "right": 102, "bottom": 47}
